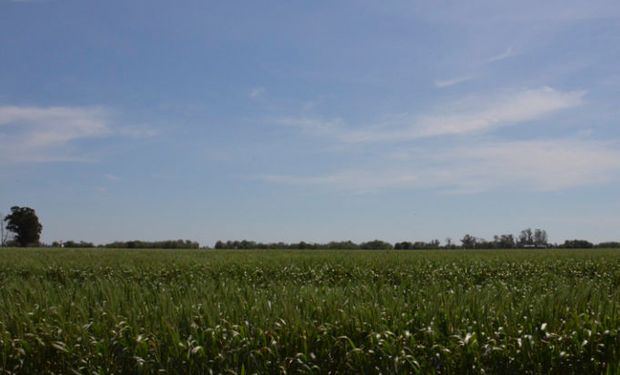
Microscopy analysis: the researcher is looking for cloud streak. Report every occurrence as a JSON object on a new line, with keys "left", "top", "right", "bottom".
{"left": 249, "top": 87, "right": 265, "bottom": 99}
{"left": 280, "top": 87, "right": 584, "bottom": 143}
{"left": 434, "top": 76, "right": 473, "bottom": 88}
{"left": 438, "top": 139, "right": 620, "bottom": 192}
{"left": 262, "top": 169, "right": 419, "bottom": 194}
{"left": 260, "top": 139, "right": 620, "bottom": 193}
{"left": 487, "top": 47, "right": 515, "bottom": 63}
{"left": 0, "top": 105, "right": 110, "bottom": 162}
{"left": 0, "top": 105, "right": 159, "bottom": 163}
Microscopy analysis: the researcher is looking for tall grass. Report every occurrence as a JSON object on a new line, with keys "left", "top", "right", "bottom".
{"left": 1, "top": 249, "right": 619, "bottom": 373}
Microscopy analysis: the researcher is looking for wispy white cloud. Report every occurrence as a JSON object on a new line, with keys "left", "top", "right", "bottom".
{"left": 437, "top": 139, "right": 620, "bottom": 192}
{"left": 260, "top": 139, "right": 620, "bottom": 193}
{"left": 104, "top": 174, "right": 120, "bottom": 181}
{"left": 409, "top": 87, "right": 583, "bottom": 139}
{"left": 249, "top": 87, "right": 265, "bottom": 99}
{"left": 280, "top": 87, "right": 584, "bottom": 143}
{"left": 9, "top": 0, "right": 52, "bottom": 3}
{"left": 116, "top": 126, "right": 159, "bottom": 138}
{"left": 261, "top": 169, "right": 419, "bottom": 194}
{"left": 0, "top": 105, "right": 155, "bottom": 163}
{"left": 434, "top": 76, "right": 473, "bottom": 88}
{"left": 0, "top": 106, "right": 109, "bottom": 162}
{"left": 486, "top": 47, "right": 515, "bottom": 63}
{"left": 276, "top": 116, "right": 345, "bottom": 136}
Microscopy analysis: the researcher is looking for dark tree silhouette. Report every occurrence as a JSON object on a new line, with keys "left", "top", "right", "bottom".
{"left": 0, "top": 211, "right": 7, "bottom": 247}
{"left": 493, "top": 234, "right": 515, "bottom": 249}
{"left": 518, "top": 228, "right": 534, "bottom": 246}
{"left": 534, "top": 229, "right": 548, "bottom": 247}
{"left": 4, "top": 206, "right": 42, "bottom": 247}
{"left": 461, "top": 234, "right": 477, "bottom": 249}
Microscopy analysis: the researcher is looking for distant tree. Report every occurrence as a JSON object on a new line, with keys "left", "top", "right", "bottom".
{"left": 102, "top": 239, "right": 199, "bottom": 249}
{"left": 394, "top": 241, "right": 412, "bottom": 250}
{"left": 445, "top": 237, "right": 452, "bottom": 247}
{"left": 63, "top": 240, "right": 95, "bottom": 248}
{"left": 4, "top": 206, "right": 42, "bottom": 247}
{"left": 0, "top": 211, "right": 7, "bottom": 247}
{"left": 461, "top": 234, "right": 478, "bottom": 249}
{"left": 493, "top": 234, "right": 516, "bottom": 249}
{"left": 395, "top": 240, "right": 440, "bottom": 250}
{"left": 534, "top": 229, "right": 548, "bottom": 247}
{"left": 411, "top": 241, "right": 424, "bottom": 249}
{"left": 596, "top": 242, "right": 620, "bottom": 248}
{"left": 359, "top": 240, "right": 393, "bottom": 250}
{"left": 561, "top": 239, "right": 594, "bottom": 248}
{"left": 476, "top": 238, "right": 494, "bottom": 249}
{"left": 518, "top": 228, "right": 534, "bottom": 247}
{"left": 326, "top": 241, "right": 359, "bottom": 250}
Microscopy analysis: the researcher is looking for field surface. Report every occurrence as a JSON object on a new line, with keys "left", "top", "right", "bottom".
{"left": 1, "top": 249, "right": 620, "bottom": 374}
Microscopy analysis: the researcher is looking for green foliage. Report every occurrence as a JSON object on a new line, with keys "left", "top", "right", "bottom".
{"left": 214, "top": 240, "right": 390, "bottom": 250}
{"left": 60, "top": 240, "right": 95, "bottom": 248}
{"left": 394, "top": 240, "right": 440, "bottom": 249}
{"left": 102, "top": 239, "right": 200, "bottom": 249}
{"left": 461, "top": 234, "right": 478, "bottom": 248}
{"left": 3, "top": 206, "right": 42, "bottom": 247}
{"left": 562, "top": 239, "right": 595, "bottom": 248}
{"left": 598, "top": 242, "right": 620, "bottom": 249}
{"left": 359, "top": 239, "right": 393, "bottom": 250}
{"left": 1, "top": 249, "right": 620, "bottom": 373}
{"left": 494, "top": 234, "right": 516, "bottom": 249}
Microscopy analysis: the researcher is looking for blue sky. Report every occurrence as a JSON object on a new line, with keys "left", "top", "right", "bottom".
{"left": 1, "top": 0, "right": 620, "bottom": 245}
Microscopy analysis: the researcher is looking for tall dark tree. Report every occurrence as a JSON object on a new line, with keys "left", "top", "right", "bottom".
{"left": 534, "top": 229, "right": 548, "bottom": 247}
{"left": 0, "top": 211, "right": 7, "bottom": 247}
{"left": 518, "top": 228, "right": 534, "bottom": 246}
{"left": 494, "top": 234, "right": 515, "bottom": 249}
{"left": 445, "top": 237, "right": 453, "bottom": 247}
{"left": 4, "top": 206, "right": 42, "bottom": 247}
{"left": 461, "top": 234, "right": 477, "bottom": 249}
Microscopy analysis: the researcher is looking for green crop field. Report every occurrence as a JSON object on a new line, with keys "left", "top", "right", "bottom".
{"left": 1, "top": 249, "right": 620, "bottom": 374}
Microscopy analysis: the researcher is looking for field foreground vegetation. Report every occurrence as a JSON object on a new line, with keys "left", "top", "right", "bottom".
{"left": 1, "top": 249, "right": 620, "bottom": 374}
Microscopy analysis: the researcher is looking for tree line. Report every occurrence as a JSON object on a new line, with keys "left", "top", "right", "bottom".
{"left": 2, "top": 206, "right": 619, "bottom": 249}
{"left": 1, "top": 206, "right": 199, "bottom": 249}
{"left": 212, "top": 228, "right": 620, "bottom": 250}
{"left": 51, "top": 239, "right": 200, "bottom": 249}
